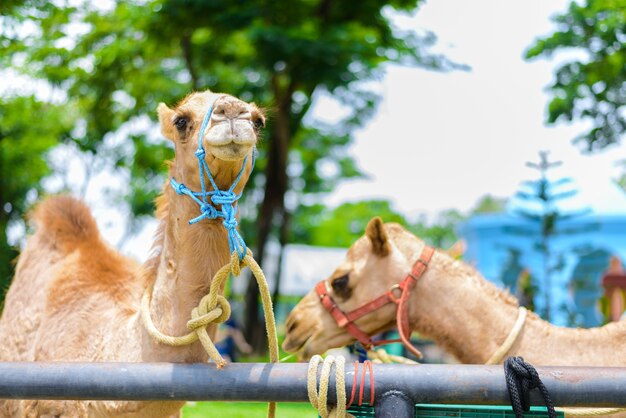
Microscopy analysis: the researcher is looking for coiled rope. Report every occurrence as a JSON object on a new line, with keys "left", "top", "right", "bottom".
{"left": 367, "top": 348, "right": 418, "bottom": 364}
{"left": 308, "top": 355, "right": 376, "bottom": 418}
{"left": 308, "top": 355, "right": 347, "bottom": 418}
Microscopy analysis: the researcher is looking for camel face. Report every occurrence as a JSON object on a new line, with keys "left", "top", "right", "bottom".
{"left": 283, "top": 218, "right": 418, "bottom": 359}
{"left": 158, "top": 90, "right": 265, "bottom": 185}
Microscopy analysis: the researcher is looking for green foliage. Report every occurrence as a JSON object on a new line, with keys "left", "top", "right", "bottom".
{"left": 291, "top": 200, "right": 409, "bottom": 247}
{"left": 0, "top": 96, "right": 75, "bottom": 299}
{"left": 410, "top": 209, "right": 465, "bottom": 249}
{"left": 290, "top": 200, "right": 464, "bottom": 250}
{"left": 183, "top": 401, "right": 316, "bottom": 418}
{"left": 526, "top": 0, "right": 626, "bottom": 150}
{"left": 471, "top": 194, "right": 507, "bottom": 214}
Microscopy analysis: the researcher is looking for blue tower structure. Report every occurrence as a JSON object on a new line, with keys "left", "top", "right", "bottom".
{"left": 458, "top": 169, "right": 626, "bottom": 326}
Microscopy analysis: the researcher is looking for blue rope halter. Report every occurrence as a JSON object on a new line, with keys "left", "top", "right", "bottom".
{"left": 170, "top": 99, "right": 256, "bottom": 260}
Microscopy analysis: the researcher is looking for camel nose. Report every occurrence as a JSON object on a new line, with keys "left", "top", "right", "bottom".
{"left": 212, "top": 96, "right": 250, "bottom": 120}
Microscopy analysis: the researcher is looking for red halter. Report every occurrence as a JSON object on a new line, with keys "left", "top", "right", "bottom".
{"left": 315, "top": 246, "right": 435, "bottom": 359}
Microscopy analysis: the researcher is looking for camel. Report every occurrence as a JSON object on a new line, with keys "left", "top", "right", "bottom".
{"left": 0, "top": 89, "right": 266, "bottom": 417}
{"left": 283, "top": 217, "right": 626, "bottom": 367}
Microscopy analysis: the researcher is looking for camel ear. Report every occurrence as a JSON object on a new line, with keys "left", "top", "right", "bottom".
{"left": 157, "top": 103, "right": 176, "bottom": 142}
{"left": 366, "top": 217, "right": 390, "bottom": 257}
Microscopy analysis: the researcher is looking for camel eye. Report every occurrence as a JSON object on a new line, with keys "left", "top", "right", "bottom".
{"left": 253, "top": 118, "right": 265, "bottom": 130}
{"left": 331, "top": 274, "right": 349, "bottom": 294}
{"left": 174, "top": 117, "right": 187, "bottom": 131}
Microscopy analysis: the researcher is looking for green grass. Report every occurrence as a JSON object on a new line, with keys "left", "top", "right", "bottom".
{"left": 183, "top": 401, "right": 317, "bottom": 417}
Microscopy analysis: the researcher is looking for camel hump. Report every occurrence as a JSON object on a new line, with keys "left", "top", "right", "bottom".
{"left": 31, "top": 195, "right": 100, "bottom": 252}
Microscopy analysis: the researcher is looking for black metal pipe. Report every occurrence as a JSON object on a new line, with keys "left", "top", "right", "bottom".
{"left": 0, "top": 362, "right": 625, "bottom": 407}
{"left": 375, "top": 390, "right": 415, "bottom": 418}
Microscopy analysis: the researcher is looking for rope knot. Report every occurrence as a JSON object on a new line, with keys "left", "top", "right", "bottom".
{"left": 194, "top": 148, "right": 206, "bottom": 159}
{"left": 175, "top": 183, "right": 187, "bottom": 195}
{"left": 200, "top": 203, "right": 218, "bottom": 219}
{"left": 211, "top": 191, "right": 238, "bottom": 206}
{"left": 187, "top": 294, "right": 231, "bottom": 331}
{"left": 230, "top": 251, "right": 244, "bottom": 276}
{"left": 504, "top": 356, "right": 556, "bottom": 418}
{"left": 223, "top": 217, "right": 238, "bottom": 230}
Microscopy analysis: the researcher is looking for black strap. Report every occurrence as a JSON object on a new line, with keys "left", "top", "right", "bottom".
{"left": 504, "top": 356, "right": 557, "bottom": 418}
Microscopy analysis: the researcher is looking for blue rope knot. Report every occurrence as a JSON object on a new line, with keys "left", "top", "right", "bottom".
{"left": 194, "top": 148, "right": 206, "bottom": 159}
{"left": 200, "top": 203, "right": 218, "bottom": 219}
{"left": 211, "top": 191, "right": 238, "bottom": 206}
{"left": 175, "top": 183, "right": 188, "bottom": 195}
{"left": 223, "top": 218, "right": 238, "bottom": 230}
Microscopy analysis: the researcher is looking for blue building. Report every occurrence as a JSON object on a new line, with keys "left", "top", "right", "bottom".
{"left": 458, "top": 175, "right": 626, "bottom": 326}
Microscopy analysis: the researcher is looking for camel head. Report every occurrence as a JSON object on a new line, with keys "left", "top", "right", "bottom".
{"left": 157, "top": 90, "right": 265, "bottom": 191}
{"left": 283, "top": 217, "right": 433, "bottom": 359}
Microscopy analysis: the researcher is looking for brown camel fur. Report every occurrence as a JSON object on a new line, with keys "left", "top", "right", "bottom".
{"left": 0, "top": 90, "right": 265, "bottom": 418}
{"left": 283, "top": 217, "right": 626, "bottom": 367}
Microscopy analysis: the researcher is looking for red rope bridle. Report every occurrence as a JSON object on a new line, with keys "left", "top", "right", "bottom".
{"left": 315, "top": 246, "right": 435, "bottom": 359}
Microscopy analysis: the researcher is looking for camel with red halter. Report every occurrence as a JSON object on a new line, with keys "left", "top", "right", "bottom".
{"left": 0, "top": 90, "right": 265, "bottom": 417}
{"left": 283, "top": 217, "right": 626, "bottom": 367}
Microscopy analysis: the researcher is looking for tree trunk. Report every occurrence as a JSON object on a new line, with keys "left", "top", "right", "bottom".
{"left": 244, "top": 75, "right": 292, "bottom": 350}
{"left": 272, "top": 210, "right": 291, "bottom": 309}
{"left": 181, "top": 34, "right": 199, "bottom": 91}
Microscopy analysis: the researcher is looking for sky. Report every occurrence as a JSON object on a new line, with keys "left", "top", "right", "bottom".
{"left": 314, "top": 0, "right": 626, "bottom": 220}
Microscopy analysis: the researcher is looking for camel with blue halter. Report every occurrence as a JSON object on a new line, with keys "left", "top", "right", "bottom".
{"left": 0, "top": 90, "right": 265, "bottom": 418}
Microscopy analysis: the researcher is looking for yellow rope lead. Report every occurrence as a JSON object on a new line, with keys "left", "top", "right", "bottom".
{"left": 141, "top": 250, "right": 279, "bottom": 418}
{"left": 485, "top": 307, "right": 528, "bottom": 365}
{"left": 558, "top": 408, "right": 626, "bottom": 417}
{"left": 308, "top": 355, "right": 347, "bottom": 418}
{"left": 367, "top": 348, "right": 419, "bottom": 365}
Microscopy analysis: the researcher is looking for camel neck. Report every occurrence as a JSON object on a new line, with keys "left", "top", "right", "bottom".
{"left": 407, "top": 250, "right": 626, "bottom": 366}
{"left": 140, "top": 158, "right": 251, "bottom": 363}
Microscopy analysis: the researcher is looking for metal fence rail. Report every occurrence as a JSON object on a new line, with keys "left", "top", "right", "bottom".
{"left": 0, "top": 362, "right": 625, "bottom": 408}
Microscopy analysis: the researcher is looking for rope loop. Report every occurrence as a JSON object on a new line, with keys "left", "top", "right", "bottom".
{"left": 308, "top": 355, "right": 347, "bottom": 418}
{"left": 485, "top": 307, "right": 527, "bottom": 365}
{"left": 212, "top": 190, "right": 238, "bottom": 206}
{"left": 504, "top": 356, "right": 556, "bottom": 418}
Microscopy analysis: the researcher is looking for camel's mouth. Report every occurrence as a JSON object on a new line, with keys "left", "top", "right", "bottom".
{"left": 282, "top": 324, "right": 351, "bottom": 360}
{"left": 282, "top": 334, "right": 311, "bottom": 358}
{"left": 210, "top": 142, "right": 254, "bottom": 162}
{"left": 284, "top": 332, "right": 351, "bottom": 360}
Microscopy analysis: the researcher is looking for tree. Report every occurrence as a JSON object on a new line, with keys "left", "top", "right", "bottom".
{"left": 526, "top": 0, "right": 625, "bottom": 150}
{"left": 410, "top": 209, "right": 464, "bottom": 249}
{"left": 291, "top": 200, "right": 410, "bottom": 247}
{"left": 506, "top": 151, "right": 592, "bottom": 321}
{"left": 1, "top": 0, "right": 460, "bottom": 348}
{"left": 471, "top": 194, "right": 507, "bottom": 214}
